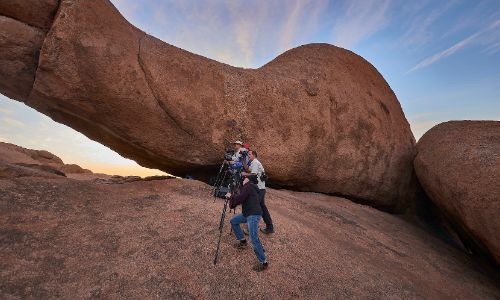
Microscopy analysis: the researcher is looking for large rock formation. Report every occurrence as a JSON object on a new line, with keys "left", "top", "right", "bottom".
{"left": 0, "top": 141, "right": 92, "bottom": 177}
{"left": 0, "top": 0, "right": 417, "bottom": 211}
{"left": 414, "top": 121, "right": 500, "bottom": 265}
{"left": 1, "top": 168, "right": 499, "bottom": 298}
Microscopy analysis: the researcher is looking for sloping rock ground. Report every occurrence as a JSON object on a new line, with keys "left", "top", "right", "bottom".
{"left": 1, "top": 177, "right": 498, "bottom": 299}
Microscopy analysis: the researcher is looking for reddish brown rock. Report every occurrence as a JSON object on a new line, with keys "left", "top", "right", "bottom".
{"left": 414, "top": 121, "right": 500, "bottom": 265}
{"left": 0, "top": 141, "right": 92, "bottom": 175}
{"left": 0, "top": 161, "right": 64, "bottom": 178}
{"left": 60, "top": 164, "right": 92, "bottom": 174}
{"left": 0, "top": 16, "right": 45, "bottom": 100}
{"left": 0, "top": 0, "right": 417, "bottom": 211}
{"left": 0, "top": 175, "right": 498, "bottom": 298}
{"left": 0, "top": 141, "right": 63, "bottom": 166}
{"left": 0, "top": 0, "right": 58, "bottom": 29}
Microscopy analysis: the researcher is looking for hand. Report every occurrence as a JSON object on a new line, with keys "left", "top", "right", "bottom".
{"left": 225, "top": 192, "right": 232, "bottom": 198}
{"left": 229, "top": 161, "right": 235, "bottom": 165}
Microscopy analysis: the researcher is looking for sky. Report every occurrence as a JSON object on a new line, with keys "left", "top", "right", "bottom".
{"left": 1, "top": 0, "right": 499, "bottom": 176}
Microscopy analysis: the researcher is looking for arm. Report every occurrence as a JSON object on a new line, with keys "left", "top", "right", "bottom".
{"left": 245, "top": 160, "right": 261, "bottom": 176}
{"left": 242, "top": 157, "right": 250, "bottom": 172}
{"left": 229, "top": 184, "right": 250, "bottom": 208}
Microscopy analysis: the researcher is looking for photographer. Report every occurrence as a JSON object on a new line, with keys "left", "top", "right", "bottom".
{"left": 242, "top": 150, "right": 274, "bottom": 234}
{"left": 226, "top": 175, "right": 268, "bottom": 272}
{"left": 228, "top": 141, "right": 248, "bottom": 170}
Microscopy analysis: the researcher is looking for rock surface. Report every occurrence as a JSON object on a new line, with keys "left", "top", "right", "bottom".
{"left": 414, "top": 121, "right": 500, "bottom": 265}
{"left": 1, "top": 174, "right": 499, "bottom": 298}
{"left": 0, "top": 0, "right": 58, "bottom": 29}
{"left": 0, "top": 16, "right": 45, "bottom": 100}
{"left": 0, "top": 0, "right": 417, "bottom": 211}
{"left": 0, "top": 141, "right": 92, "bottom": 176}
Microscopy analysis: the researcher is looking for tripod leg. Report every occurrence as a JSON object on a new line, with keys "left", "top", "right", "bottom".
{"left": 214, "top": 197, "right": 229, "bottom": 265}
{"left": 211, "top": 162, "right": 226, "bottom": 196}
{"left": 213, "top": 170, "right": 229, "bottom": 202}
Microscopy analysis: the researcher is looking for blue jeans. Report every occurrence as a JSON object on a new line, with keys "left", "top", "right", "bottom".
{"left": 258, "top": 189, "right": 273, "bottom": 230}
{"left": 230, "top": 214, "right": 267, "bottom": 264}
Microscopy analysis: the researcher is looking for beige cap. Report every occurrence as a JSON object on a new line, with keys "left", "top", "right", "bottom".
{"left": 234, "top": 140, "right": 243, "bottom": 145}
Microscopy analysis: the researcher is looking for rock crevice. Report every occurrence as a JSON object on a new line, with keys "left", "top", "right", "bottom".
{"left": 137, "top": 33, "right": 195, "bottom": 138}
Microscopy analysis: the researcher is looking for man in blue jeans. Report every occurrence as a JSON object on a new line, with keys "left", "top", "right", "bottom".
{"left": 226, "top": 175, "right": 268, "bottom": 272}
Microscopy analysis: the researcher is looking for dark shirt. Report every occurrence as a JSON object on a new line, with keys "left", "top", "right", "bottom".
{"left": 229, "top": 182, "right": 262, "bottom": 217}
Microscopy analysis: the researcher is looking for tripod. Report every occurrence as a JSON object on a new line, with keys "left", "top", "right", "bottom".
{"left": 210, "top": 161, "right": 228, "bottom": 197}
{"left": 213, "top": 192, "right": 230, "bottom": 265}
{"left": 213, "top": 169, "right": 243, "bottom": 265}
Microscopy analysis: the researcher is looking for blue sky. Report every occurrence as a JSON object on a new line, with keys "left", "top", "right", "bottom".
{"left": 1, "top": 0, "right": 499, "bottom": 175}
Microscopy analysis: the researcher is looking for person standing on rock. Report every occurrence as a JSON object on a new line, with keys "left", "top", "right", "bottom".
{"left": 226, "top": 175, "right": 269, "bottom": 272}
{"left": 229, "top": 140, "right": 247, "bottom": 170}
{"left": 242, "top": 150, "right": 274, "bottom": 234}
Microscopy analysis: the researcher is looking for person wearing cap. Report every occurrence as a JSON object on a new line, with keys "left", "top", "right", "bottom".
{"left": 226, "top": 175, "right": 268, "bottom": 272}
{"left": 242, "top": 150, "right": 274, "bottom": 234}
{"left": 229, "top": 140, "right": 248, "bottom": 170}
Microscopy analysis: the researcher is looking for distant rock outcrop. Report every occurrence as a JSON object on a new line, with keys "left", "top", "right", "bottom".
{"left": 0, "top": 141, "right": 92, "bottom": 177}
{"left": 0, "top": 0, "right": 417, "bottom": 211}
{"left": 414, "top": 121, "right": 500, "bottom": 265}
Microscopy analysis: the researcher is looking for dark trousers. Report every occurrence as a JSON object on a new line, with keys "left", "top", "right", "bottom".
{"left": 258, "top": 189, "right": 273, "bottom": 229}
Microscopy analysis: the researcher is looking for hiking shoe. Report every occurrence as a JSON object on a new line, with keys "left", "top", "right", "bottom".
{"left": 233, "top": 240, "right": 247, "bottom": 249}
{"left": 260, "top": 227, "right": 274, "bottom": 234}
{"left": 253, "top": 262, "right": 269, "bottom": 272}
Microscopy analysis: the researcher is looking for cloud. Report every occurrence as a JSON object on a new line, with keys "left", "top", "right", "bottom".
{"left": 0, "top": 107, "right": 14, "bottom": 115}
{"left": 2, "top": 117, "right": 25, "bottom": 128}
{"left": 399, "top": 1, "right": 458, "bottom": 47}
{"left": 332, "top": 0, "right": 392, "bottom": 49}
{"left": 279, "top": 0, "right": 328, "bottom": 52}
{"left": 224, "top": 1, "right": 268, "bottom": 67}
{"left": 406, "top": 19, "right": 500, "bottom": 73}
{"left": 279, "top": 0, "right": 308, "bottom": 52}
{"left": 483, "top": 41, "right": 500, "bottom": 54}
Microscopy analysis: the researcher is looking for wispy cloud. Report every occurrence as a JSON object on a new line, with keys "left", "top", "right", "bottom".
{"left": 0, "top": 107, "right": 14, "bottom": 115}
{"left": 2, "top": 117, "right": 25, "bottom": 128}
{"left": 399, "top": 1, "right": 458, "bottom": 47}
{"left": 332, "top": 0, "right": 392, "bottom": 49}
{"left": 224, "top": 1, "right": 269, "bottom": 67}
{"left": 279, "top": 0, "right": 328, "bottom": 52}
{"left": 483, "top": 41, "right": 500, "bottom": 54}
{"left": 279, "top": 0, "right": 307, "bottom": 52}
{"left": 406, "top": 19, "right": 500, "bottom": 73}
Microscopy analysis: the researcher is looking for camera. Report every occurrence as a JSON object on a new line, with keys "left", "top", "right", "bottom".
{"left": 259, "top": 172, "right": 268, "bottom": 182}
{"left": 224, "top": 150, "right": 234, "bottom": 161}
{"left": 240, "top": 149, "right": 248, "bottom": 158}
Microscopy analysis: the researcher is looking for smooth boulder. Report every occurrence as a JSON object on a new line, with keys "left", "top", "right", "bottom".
{"left": 0, "top": 0, "right": 417, "bottom": 211}
{"left": 414, "top": 121, "right": 500, "bottom": 264}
